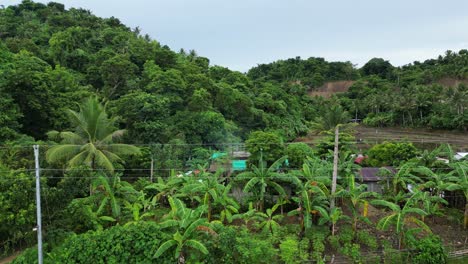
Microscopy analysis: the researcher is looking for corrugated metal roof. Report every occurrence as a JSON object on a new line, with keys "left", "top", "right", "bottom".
{"left": 359, "top": 167, "right": 396, "bottom": 182}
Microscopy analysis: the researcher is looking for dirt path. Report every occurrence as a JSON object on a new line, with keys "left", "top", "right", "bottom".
{"left": 0, "top": 252, "right": 20, "bottom": 264}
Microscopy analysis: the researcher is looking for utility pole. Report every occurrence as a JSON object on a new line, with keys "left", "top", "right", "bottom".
{"left": 33, "top": 145, "right": 43, "bottom": 264}
{"left": 150, "top": 157, "right": 154, "bottom": 182}
{"left": 330, "top": 126, "right": 339, "bottom": 213}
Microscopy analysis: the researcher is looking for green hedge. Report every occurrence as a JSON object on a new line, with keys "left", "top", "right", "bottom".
{"left": 12, "top": 222, "right": 172, "bottom": 264}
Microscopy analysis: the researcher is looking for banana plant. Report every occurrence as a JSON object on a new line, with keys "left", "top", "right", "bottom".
{"left": 232, "top": 202, "right": 256, "bottom": 226}
{"left": 253, "top": 203, "right": 283, "bottom": 235}
{"left": 179, "top": 168, "right": 224, "bottom": 221}
{"left": 414, "top": 191, "right": 448, "bottom": 223}
{"left": 446, "top": 162, "right": 468, "bottom": 229}
{"left": 288, "top": 160, "right": 331, "bottom": 232}
{"left": 418, "top": 166, "right": 458, "bottom": 197}
{"left": 123, "top": 193, "right": 157, "bottom": 225}
{"left": 372, "top": 192, "right": 431, "bottom": 249}
{"left": 315, "top": 206, "right": 350, "bottom": 236}
{"left": 214, "top": 184, "right": 240, "bottom": 224}
{"left": 381, "top": 162, "right": 423, "bottom": 195}
{"left": 336, "top": 173, "right": 378, "bottom": 232}
{"left": 237, "top": 155, "right": 288, "bottom": 212}
{"left": 91, "top": 174, "right": 138, "bottom": 221}
{"left": 145, "top": 171, "right": 183, "bottom": 205}
{"left": 154, "top": 197, "right": 215, "bottom": 264}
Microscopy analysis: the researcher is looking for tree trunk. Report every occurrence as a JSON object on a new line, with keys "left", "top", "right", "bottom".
{"left": 90, "top": 157, "right": 96, "bottom": 195}
{"left": 464, "top": 202, "right": 468, "bottom": 229}
{"left": 178, "top": 252, "right": 185, "bottom": 264}
{"left": 330, "top": 126, "right": 339, "bottom": 213}
{"left": 150, "top": 158, "right": 154, "bottom": 183}
{"left": 207, "top": 198, "right": 211, "bottom": 222}
{"left": 408, "top": 111, "right": 414, "bottom": 126}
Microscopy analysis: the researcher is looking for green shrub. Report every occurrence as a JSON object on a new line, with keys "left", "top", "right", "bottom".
{"left": 280, "top": 236, "right": 300, "bottom": 264}
{"left": 11, "top": 246, "right": 40, "bottom": 264}
{"left": 285, "top": 143, "right": 314, "bottom": 168}
{"left": 341, "top": 243, "right": 362, "bottom": 264}
{"left": 245, "top": 131, "right": 285, "bottom": 165}
{"left": 0, "top": 170, "right": 38, "bottom": 255}
{"left": 207, "top": 225, "right": 279, "bottom": 264}
{"left": 365, "top": 141, "right": 419, "bottom": 167}
{"left": 309, "top": 231, "right": 326, "bottom": 263}
{"left": 407, "top": 235, "right": 447, "bottom": 264}
{"left": 233, "top": 228, "right": 279, "bottom": 264}
{"left": 299, "top": 238, "right": 310, "bottom": 262}
{"left": 52, "top": 222, "right": 169, "bottom": 263}
{"left": 328, "top": 235, "right": 341, "bottom": 251}
{"left": 337, "top": 225, "right": 354, "bottom": 244}
{"left": 356, "top": 230, "right": 378, "bottom": 251}
{"left": 382, "top": 240, "right": 409, "bottom": 264}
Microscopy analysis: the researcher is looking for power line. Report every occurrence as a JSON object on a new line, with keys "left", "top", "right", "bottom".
{"left": 0, "top": 165, "right": 463, "bottom": 173}
{"left": 0, "top": 137, "right": 467, "bottom": 149}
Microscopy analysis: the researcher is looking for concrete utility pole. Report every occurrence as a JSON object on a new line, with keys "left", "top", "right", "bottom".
{"left": 33, "top": 145, "right": 43, "bottom": 264}
{"left": 330, "top": 126, "right": 339, "bottom": 213}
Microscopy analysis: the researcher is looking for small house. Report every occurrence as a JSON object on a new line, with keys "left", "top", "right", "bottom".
{"left": 358, "top": 167, "right": 396, "bottom": 194}
{"left": 209, "top": 150, "right": 251, "bottom": 175}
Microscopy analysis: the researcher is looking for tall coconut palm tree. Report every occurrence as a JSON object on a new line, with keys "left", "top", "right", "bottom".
{"left": 310, "top": 104, "right": 354, "bottom": 213}
{"left": 46, "top": 97, "right": 140, "bottom": 173}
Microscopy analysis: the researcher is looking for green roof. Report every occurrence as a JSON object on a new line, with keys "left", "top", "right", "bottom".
{"left": 211, "top": 152, "right": 227, "bottom": 159}
{"left": 232, "top": 160, "right": 247, "bottom": 171}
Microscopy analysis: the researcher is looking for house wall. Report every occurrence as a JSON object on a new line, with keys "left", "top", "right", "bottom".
{"left": 365, "top": 182, "right": 382, "bottom": 194}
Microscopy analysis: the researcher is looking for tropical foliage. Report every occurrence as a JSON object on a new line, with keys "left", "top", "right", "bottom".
{"left": 0, "top": 1, "right": 466, "bottom": 263}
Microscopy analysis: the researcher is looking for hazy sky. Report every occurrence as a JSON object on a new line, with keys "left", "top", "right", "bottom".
{"left": 4, "top": 0, "right": 468, "bottom": 72}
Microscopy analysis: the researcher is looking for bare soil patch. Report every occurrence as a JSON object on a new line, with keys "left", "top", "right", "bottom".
{"left": 308, "top": 80, "right": 355, "bottom": 98}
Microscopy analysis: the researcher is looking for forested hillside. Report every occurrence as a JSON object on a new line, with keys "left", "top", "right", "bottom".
{"left": 1, "top": 1, "right": 467, "bottom": 149}
{"left": 249, "top": 54, "right": 468, "bottom": 130}
{"left": 0, "top": 0, "right": 323, "bottom": 145}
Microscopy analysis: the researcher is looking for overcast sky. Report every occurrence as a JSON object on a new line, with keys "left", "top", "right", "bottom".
{"left": 4, "top": 0, "right": 468, "bottom": 72}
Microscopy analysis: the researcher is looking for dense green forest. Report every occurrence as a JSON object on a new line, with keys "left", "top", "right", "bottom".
{"left": 1, "top": 1, "right": 467, "bottom": 146}
{"left": 1, "top": 1, "right": 468, "bottom": 263}
{"left": 248, "top": 54, "right": 468, "bottom": 130}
